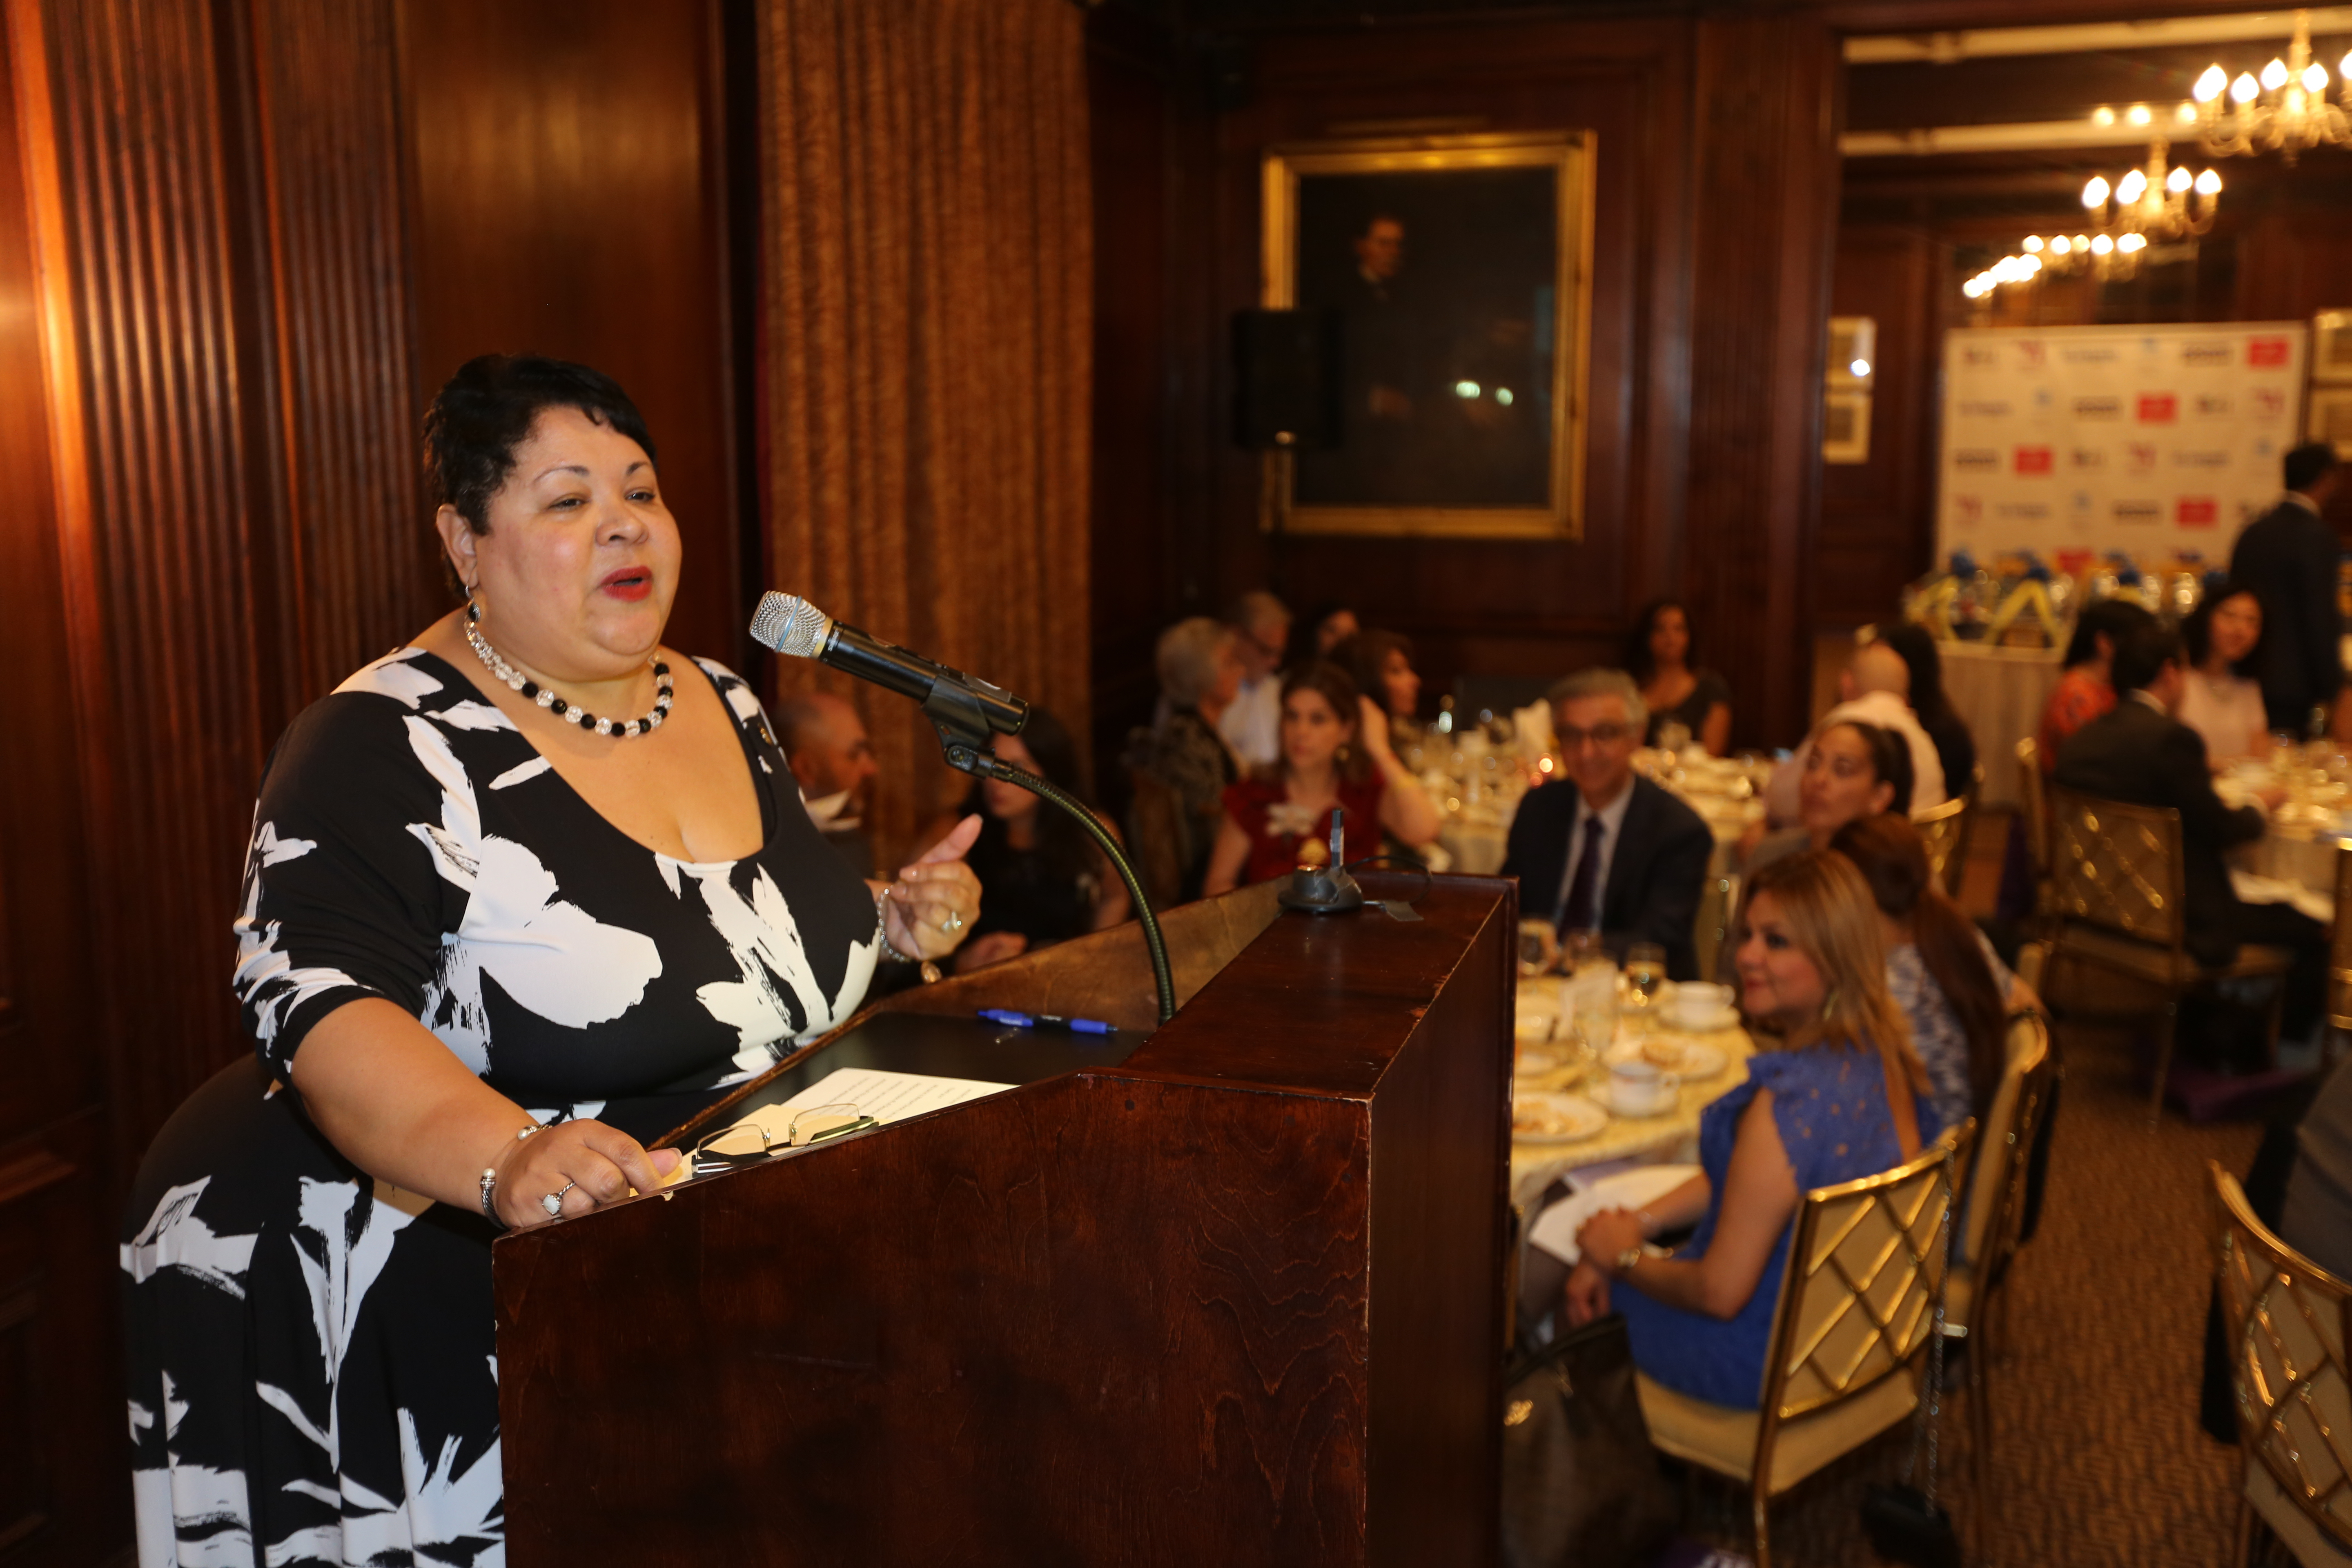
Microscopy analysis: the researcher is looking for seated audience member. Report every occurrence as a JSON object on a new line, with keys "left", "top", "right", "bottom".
{"left": 1832, "top": 813, "right": 2041, "bottom": 1135}
{"left": 1746, "top": 719, "right": 1915, "bottom": 873}
{"left": 1875, "top": 621, "right": 1977, "bottom": 798}
{"left": 1126, "top": 617, "right": 1243, "bottom": 902}
{"left": 1203, "top": 662, "right": 1440, "bottom": 894}
{"left": 1562, "top": 850, "right": 1939, "bottom": 1407}
{"left": 2179, "top": 583, "right": 2270, "bottom": 766}
{"left": 1287, "top": 601, "right": 1360, "bottom": 670}
{"left": 2054, "top": 622, "right": 2326, "bottom": 1056}
{"left": 922, "top": 708, "right": 1131, "bottom": 974}
{"left": 777, "top": 690, "right": 880, "bottom": 878}
{"left": 1335, "top": 628, "right": 1424, "bottom": 737}
{"left": 1625, "top": 598, "right": 1733, "bottom": 755}
{"left": 1763, "top": 641, "right": 1945, "bottom": 823}
{"left": 2036, "top": 598, "right": 2157, "bottom": 773}
{"left": 1501, "top": 668, "right": 1715, "bottom": 979}
{"left": 1218, "top": 590, "right": 1293, "bottom": 769}
{"left": 2283, "top": 1056, "right": 2352, "bottom": 1281}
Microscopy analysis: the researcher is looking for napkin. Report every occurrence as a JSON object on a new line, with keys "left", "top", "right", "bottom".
{"left": 1528, "top": 1163, "right": 1702, "bottom": 1265}
{"left": 2229, "top": 870, "right": 2335, "bottom": 925}
{"left": 1514, "top": 701, "right": 1555, "bottom": 761}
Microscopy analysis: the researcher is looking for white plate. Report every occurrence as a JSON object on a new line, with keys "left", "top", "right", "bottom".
{"left": 1515, "top": 1048, "right": 1563, "bottom": 1078}
{"left": 1513, "top": 1091, "right": 1609, "bottom": 1144}
{"left": 1597, "top": 1082, "right": 1680, "bottom": 1118}
{"left": 1515, "top": 1011, "right": 1557, "bottom": 1045}
{"left": 1608, "top": 1038, "right": 1728, "bottom": 1080}
{"left": 1664, "top": 1005, "right": 1742, "bottom": 1034}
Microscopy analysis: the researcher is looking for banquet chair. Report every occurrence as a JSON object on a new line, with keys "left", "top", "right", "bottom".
{"left": 2330, "top": 844, "right": 2352, "bottom": 1035}
{"left": 1943, "top": 1002, "right": 2056, "bottom": 1487}
{"left": 2016, "top": 739, "right": 2054, "bottom": 936}
{"left": 1637, "top": 1121, "right": 1977, "bottom": 1568}
{"left": 2209, "top": 1162, "right": 2352, "bottom": 1566}
{"left": 1915, "top": 790, "right": 1975, "bottom": 900}
{"left": 2045, "top": 785, "right": 2294, "bottom": 1125}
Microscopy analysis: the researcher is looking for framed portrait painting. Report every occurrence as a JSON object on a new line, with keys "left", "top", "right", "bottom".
{"left": 1259, "top": 130, "right": 1596, "bottom": 539}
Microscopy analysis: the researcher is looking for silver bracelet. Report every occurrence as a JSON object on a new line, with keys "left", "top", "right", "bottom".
{"left": 477, "top": 1123, "right": 543, "bottom": 1230}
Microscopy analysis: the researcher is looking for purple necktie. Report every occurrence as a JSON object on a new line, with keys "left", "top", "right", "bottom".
{"left": 1557, "top": 813, "right": 1606, "bottom": 935}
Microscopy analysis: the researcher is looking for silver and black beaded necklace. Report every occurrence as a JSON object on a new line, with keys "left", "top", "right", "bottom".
{"left": 464, "top": 600, "right": 674, "bottom": 738}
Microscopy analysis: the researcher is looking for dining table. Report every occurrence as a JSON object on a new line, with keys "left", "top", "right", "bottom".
{"left": 1509, "top": 975, "right": 1756, "bottom": 1211}
{"left": 2217, "top": 748, "right": 2350, "bottom": 927}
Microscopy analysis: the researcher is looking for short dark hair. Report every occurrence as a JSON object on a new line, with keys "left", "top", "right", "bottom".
{"left": 1871, "top": 621, "right": 1950, "bottom": 728}
{"left": 1621, "top": 599, "right": 1694, "bottom": 684}
{"left": 2110, "top": 621, "right": 2185, "bottom": 695}
{"left": 2286, "top": 441, "right": 2341, "bottom": 494}
{"left": 1820, "top": 719, "right": 1915, "bottom": 817}
{"left": 2062, "top": 597, "right": 2156, "bottom": 670}
{"left": 423, "top": 354, "right": 658, "bottom": 539}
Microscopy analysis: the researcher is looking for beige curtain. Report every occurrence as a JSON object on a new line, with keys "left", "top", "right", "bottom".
{"left": 758, "top": 0, "right": 1092, "bottom": 871}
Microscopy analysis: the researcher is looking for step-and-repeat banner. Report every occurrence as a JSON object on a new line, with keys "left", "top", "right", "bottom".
{"left": 1936, "top": 322, "right": 2307, "bottom": 567}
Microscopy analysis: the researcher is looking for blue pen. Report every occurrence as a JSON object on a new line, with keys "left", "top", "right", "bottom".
{"left": 977, "top": 1008, "right": 1116, "bottom": 1036}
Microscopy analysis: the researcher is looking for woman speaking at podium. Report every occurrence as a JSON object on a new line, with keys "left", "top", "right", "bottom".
{"left": 120, "top": 355, "right": 982, "bottom": 1559}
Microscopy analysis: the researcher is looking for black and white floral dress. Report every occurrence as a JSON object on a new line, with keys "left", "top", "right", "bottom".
{"left": 121, "top": 647, "right": 880, "bottom": 1566}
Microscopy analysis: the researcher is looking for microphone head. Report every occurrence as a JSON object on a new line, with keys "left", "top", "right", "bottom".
{"left": 750, "top": 591, "right": 833, "bottom": 659}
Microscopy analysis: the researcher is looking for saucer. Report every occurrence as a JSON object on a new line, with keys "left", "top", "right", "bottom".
{"left": 1665, "top": 1005, "right": 1742, "bottom": 1034}
{"left": 1599, "top": 1083, "right": 1679, "bottom": 1118}
{"left": 1513, "top": 1091, "right": 1609, "bottom": 1143}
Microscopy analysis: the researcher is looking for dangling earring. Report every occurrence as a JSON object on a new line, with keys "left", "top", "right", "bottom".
{"left": 464, "top": 582, "right": 485, "bottom": 625}
{"left": 1336, "top": 742, "right": 1352, "bottom": 764}
{"left": 1820, "top": 985, "right": 1841, "bottom": 1023}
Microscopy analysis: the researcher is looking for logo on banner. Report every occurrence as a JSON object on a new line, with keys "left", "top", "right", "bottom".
{"left": 1962, "top": 345, "right": 2000, "bottom": 369}
{"left": 1996, "top": 502, "right": 2051, "bottom": 521}
{"left": 2070, "top": 448, "right": 2107, "bottom": 470}
{"left": 2253, "top": 388, "right": 2287, "bottom": 420}
{"left": 2193, "top": 394, "right": 2234, "bottom": 418}
{"left": 2127, "top": 443, "right": 2159, "bottom": 475}
{"left": 2015, "top": 446, "right": 2054, "bottom": 475}
{"left": 1959, "top": 399, "right": 2011, "bottom": 418}
{"left": 2060, "top": 343, "right": 2120, "bottom": 365}
{"left": 2178, "top": 497, "right": 2219, "bottom": 526}
{"left": 2180, "top": 341, "right": 2231, "bottom": 367}
{"left": 2249, "top": 337, "right": 2293, "bottom": 368}
{"left": 2138, "top": 394, "right": 2178, "bottom": 423}
{"left": 2174, "top": 449, "right": 2232, "bottom": 469}
{"left": 1953, "top": 449, "right": 2000, "bottom": 472}
{"left": 2074, "top": 395, "right": 2122, "bottom": 419}
{"left": 1954, "top": 495, "right": 1983, "bottom": 525}
{"left": 2112, "top": 500, "right": 2162, "bottom": 523}
{"left": 2016, "top": 341, "right": 2047, "bottom": 370}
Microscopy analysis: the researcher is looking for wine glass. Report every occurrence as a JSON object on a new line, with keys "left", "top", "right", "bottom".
{"left": 1624, "top": 942, "right": 1667, "bottom": 1002}
{"left": 1517, "top": 920, "right": 1560, "bottom": 980}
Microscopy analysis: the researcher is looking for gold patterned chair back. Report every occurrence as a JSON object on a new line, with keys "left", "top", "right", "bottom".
{"left": 2015, "top": 738, "right": 2049, "bottom": 881}
{"left": 2331, "top": 845, "right": 2352, "bottom": 1033}
{"left": 1914, "top": 793, "right": 1972, "bottom": 899}
{"left": 2210, "top": 1163, "right": 2352, "bottom": 1555}
{"left": 1960, "top": 1010, "right": 2052, "bottom": 1278}
{"left": 2046, "top": 785, "right": 2188, "bottom": 952}
{"left": 1759, "top": 1122, "right": 1975, "bottom": 1431}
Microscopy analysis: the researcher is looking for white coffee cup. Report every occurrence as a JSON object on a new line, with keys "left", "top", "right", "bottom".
{"left": 1668, "top": 982, "right": 1735, "bottom": 1029}
{"left": 1606, "top": 1057, "right": 1680, "bottom": 1117}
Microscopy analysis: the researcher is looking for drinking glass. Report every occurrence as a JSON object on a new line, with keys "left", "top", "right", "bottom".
{"left": 1562, "top": 926, "right": 1606, "bottom": 970}
{"left": 1516, "top": 920, "right": 1561, "bottom": 979}
{"left": 1624, "top": 942, "right": 1668, "bottom": 1001}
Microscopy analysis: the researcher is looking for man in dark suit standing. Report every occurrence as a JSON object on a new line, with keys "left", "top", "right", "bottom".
{"left": 2054, "top": 622, "right": 2324, "bottom": 1051}
{"left": 2230, "top": 442, "right": 2345, "bottom": 737}
{"left": 1502, "top": 668, "right": 1715, "bottom": 979}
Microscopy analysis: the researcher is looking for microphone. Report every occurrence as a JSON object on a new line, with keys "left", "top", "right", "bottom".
{"left": 750, "top": 591, "right": 1028, "bottom": 737}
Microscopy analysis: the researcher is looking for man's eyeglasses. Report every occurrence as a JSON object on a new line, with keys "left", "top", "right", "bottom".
{"left": 1557, "top": 722, "right": 1632, "bottom": 749}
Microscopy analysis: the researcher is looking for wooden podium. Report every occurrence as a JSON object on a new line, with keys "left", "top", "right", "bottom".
{"left": 494, "top": 871, "right": 1515, "bottom": 1566}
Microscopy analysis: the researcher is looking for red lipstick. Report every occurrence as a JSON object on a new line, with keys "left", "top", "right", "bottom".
{"left": 600, "top": 565, "right": 653, "bottom": 602}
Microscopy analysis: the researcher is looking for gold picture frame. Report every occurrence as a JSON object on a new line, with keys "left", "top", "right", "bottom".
{"left": 1259, "top": 130, "right": 1596, "bottom": 539}
{"left": 2310, "top": 383, "right": 2352, "bottom": 459}
{"left": 2314, "top": 309, "right": 2352, "bottom": 384}
{"left": 1823, "top": 389, "right": 1872, "bottom": 465}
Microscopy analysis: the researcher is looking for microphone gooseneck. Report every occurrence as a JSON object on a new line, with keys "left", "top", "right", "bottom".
{"left": 749, "top": 590, "right": 1176, "bottom": 1024}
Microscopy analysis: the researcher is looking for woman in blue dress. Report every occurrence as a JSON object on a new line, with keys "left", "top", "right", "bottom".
{"left": 1568, "top": 849, "right": 1942, "bottom": 1408}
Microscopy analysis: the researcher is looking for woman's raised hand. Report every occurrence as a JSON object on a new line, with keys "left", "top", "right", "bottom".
{"left": 489, "top": 1118, "right": 679, "bottom": 1228}
{"left": 882, "top": 813, "right": 984, "bottom": 962}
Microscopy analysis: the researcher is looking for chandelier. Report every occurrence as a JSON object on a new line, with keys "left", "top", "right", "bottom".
{"left": 1962, "top": 143, "right": 2220, "bottom": 300}
{"left": 2187, "top": 9, "right": 2352, "bottom": 163}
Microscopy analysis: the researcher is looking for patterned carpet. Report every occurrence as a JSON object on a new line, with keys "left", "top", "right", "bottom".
{"left": 1661, "top": 817, "right": 2270, "bottom": 1567}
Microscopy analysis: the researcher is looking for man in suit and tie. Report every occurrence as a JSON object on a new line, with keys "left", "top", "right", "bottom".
{"left": 2230, "top": 441, "right": 2345, "bottom": 738}
{"left": 2054, "top": 621, "right": 2324, "bottom": 1056}
{"left": 1502, "top": 668, "right": 1715, "bottom": 979}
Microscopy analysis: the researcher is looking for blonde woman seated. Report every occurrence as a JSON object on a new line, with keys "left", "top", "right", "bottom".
{"left": 1567, "top": 850, "right": 1942, "bottom": 1408}
{"left": 1202, "top": 661, "right": 1441, "bottom": 893}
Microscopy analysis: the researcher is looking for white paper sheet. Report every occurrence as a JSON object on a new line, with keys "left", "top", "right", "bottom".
{"left": 1527, "top": 1164, "right": 1701, "bottom": 1266}
{"left": 727, "top": 1067, "right": 1014, "bottom": 1146}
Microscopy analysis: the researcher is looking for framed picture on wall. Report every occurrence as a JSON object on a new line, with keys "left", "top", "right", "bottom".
{"left": 2314, "top": 310, "right": 2352, "bottom": 383}
{"left": 1258, "top": 130, "right": 1596, "bottom": 539}
{"left": 1828, "top": 317, "right": 1877, "bottom": 386}
{"left": 2311, "top": 384, "right": 2352, "bottom": 459}
{"left": 1823, "top": 389, "right": 1871, "bottom": 465}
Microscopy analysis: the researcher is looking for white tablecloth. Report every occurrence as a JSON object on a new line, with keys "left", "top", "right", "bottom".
{"left": 1940, "top": 639, "right": 2065, "bottom": 810}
